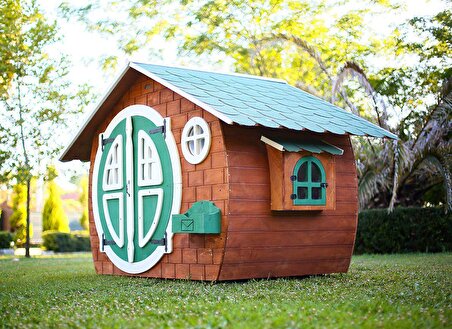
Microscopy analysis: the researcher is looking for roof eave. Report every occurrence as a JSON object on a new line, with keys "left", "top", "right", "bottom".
{"left": 60, "top": 62, "right": 132, "bottom": 162}
{"left": 130, "top": 62, "right": 234, "bottom": 125}
{"left": 60, "top": 61, "right": 239, "bottom": 163}
{"left": 60, "top": 61, "right": 398, "bottom": 163}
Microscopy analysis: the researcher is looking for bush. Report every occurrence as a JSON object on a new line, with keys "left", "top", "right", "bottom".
{"left": 42, "top": 181, "right": 70, "bottom": 233}
{"left": 79, "top": 176, "right": 89, "bottom": 230}
{"left": 42, "top": 231, "right": 91, "bottom": 252}
{"left": 0, "top": 231, "right": 13, "bottom": 249}
{"left": 10, "top": 183, "right": 33, "bottom": 246}
{"left": 355, "top": 207, "right": 452, "bottom": 254}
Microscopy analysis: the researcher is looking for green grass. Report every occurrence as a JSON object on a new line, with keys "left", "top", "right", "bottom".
{"left": 0, "top": 253, "right": 451, "bottom": 328}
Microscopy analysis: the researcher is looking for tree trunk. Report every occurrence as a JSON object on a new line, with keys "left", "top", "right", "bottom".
{"left": 25, "top": 177, "right": 31, "bottom": 258}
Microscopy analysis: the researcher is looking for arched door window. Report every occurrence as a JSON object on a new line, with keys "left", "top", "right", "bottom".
{"left": 292, "top": 156, "right": 326, "bottom": 205}
{"left": 137, "top": 130, "right": 163, "bottom": 187}
{"left": 102, "top": 135, "right": 123, "bottom": 191}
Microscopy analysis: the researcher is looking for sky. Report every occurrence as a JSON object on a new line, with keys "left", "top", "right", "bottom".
{"left": 38, "top": 0, "right": 448, "bottom": 186}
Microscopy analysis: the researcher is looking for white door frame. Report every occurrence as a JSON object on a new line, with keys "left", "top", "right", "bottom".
{"left": 92, "top": 104, "right": 182, "bottom": 274}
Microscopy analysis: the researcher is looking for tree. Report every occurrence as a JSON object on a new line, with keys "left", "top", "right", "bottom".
{"left": 9, "top": 183, "right": 33, "bottom": 246}
{"left": 61, "top": 0, "right": 398, "bottom": 101}
{"left": 333, "top": 9, "right": 451, "bottom": 211}
{"left": 42, "top": 166, "right": 69, "bottom": 233}
{"left": 0, "top": 0, "right": 90, "bottom": 256}
{"left": 64, "top": 0, "right": 450, "bottom": 210}
{"left": 79, "top": 176, "right": 89, "bottom": 231}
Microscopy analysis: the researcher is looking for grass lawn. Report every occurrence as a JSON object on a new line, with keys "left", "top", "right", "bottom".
{"left": 0, "top": 253, "right": 450, "bottom": 328}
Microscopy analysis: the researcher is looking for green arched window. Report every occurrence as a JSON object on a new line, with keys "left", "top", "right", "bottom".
{"left": 292, "top": 156, "right": 327, "bottom": 205}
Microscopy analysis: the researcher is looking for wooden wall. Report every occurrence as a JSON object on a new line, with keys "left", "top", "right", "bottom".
{"left": 88, "top": 74, "right": 229, "bottom": 280}
{"left": 87, "top": 71, "right": 358, "bottom": 281}
{"left": 219, "top": 125, "right": 358, "bottom": 280}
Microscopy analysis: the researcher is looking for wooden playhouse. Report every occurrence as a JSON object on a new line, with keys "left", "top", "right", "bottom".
{"left": 61, "top": 62, "right": 396, "bottom": 280}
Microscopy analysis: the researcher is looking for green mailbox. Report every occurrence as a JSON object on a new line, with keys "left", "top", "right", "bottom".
{"left": 172, "top": 201, "right": 221, "bottom": 234}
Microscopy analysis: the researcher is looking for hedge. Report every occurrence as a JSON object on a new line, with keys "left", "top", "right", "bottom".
{"left": 0, "top": 231, "right": 13, "bottom": 249}
{"left": 355, "top": 207, "right": 452, "bottom": 254}
{"left": 42, "top": 231, "right": 91, "bottom": 252}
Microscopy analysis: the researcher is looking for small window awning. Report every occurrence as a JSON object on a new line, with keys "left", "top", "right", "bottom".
{"left": 261, "top": 136, "right": 344, "bottom": 155}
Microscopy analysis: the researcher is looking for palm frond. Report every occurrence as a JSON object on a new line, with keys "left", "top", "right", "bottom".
{"left": 412, "top": 76, "right": 452, "bottom": 151}
{"left": 388, "top": 139, "right": 399, "bottom": 212}
{"left": 332, "top": 61, "right": 389, "bottom": 128}
{"left": 272, "top": 33, "right": 359, "bottom": 113}
{"left": 273, "top": 33, "right": 331, "bottom": 79}
{"left": 424, "top": 151, "right": 452, "bottom": 212}
{"left": 358, "top": 170, "right": 377, "bottom": 208}
{"left": 355, "top": 137, "right": 393, "bottom": 208}
{"left": 294, "top": 81, "right": 322, "bottom": 98}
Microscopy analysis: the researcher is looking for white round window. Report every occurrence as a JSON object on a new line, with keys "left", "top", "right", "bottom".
{"left": 181, "top": 117, "right": 211, "bottom": 164}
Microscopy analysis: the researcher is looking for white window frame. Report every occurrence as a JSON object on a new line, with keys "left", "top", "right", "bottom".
{"left": 181, "top": 117, "right": 211, "bottom": 164}
{"left": 101, "top": 193, "right": 124, "bottom": 249}
{"left": 102, "top": 135, "right": 123, "bottom": 191}
{"left": 137, "top": 130, "right": 163, "bottom": 187}
{"left": 137, "top": 188, "right": 163, "bottom": 248}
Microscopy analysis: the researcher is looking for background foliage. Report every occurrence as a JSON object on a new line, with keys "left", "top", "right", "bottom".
{"left": 0, "top": 0, "right": 92, "bottom": 252}
{"left": 78, "top": 176, "right": 89, "bottom": 231}
{"left": 42, "top": 166, "right": 70, "bottom": 233}
{"left": 9, "top": 183, "right": 32, "bottom": 246}
{"left": 0, "top": 0, "right": 89, "bottom": 182}
{"left": 62, "top": 0, "right": 451, "bottom": 211}
{"left": 0, "top": 231, "right": 13, "bottom": 248}
{"left": 42, "top": 230, "right": 90, "bottom": 252}
{"left": 355, "top": 207, "right": 452, "bottom": 254}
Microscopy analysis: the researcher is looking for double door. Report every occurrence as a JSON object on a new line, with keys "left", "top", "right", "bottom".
{"left": 92, "top": 105, "right": 181, "bottom": 274}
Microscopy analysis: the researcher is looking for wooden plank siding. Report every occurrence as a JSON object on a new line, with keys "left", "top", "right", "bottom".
{"left": 219, "top": 125, "right": 358, "bottom": 280}
{"left": 86, "top": 71, "right": 358, "bottom": 281}
{"left": 88, "top": 74, "right": 229, "bottom": 280}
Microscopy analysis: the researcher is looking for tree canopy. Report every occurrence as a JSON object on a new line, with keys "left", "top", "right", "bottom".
{"left": 0, "top": 0, "right": 91, "bottom": 183}
{"left": 9, "top": 183, "right": 32, "bottom": 246}
{"left": 0, "top": 0, "right": 91, "bottom": 255}
{"left": 47, "top": 1, "right": 451, "bottom": 212}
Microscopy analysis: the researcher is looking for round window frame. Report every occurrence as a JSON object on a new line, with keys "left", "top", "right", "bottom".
{"left": 181, "top": 117, "right": 211, "bottom": 164}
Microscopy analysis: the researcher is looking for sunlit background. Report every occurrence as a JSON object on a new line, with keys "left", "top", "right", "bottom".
{"left": 1, "top": 0, "right": 450, "bottom": 246}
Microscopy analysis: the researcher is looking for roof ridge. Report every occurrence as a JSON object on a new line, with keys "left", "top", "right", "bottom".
{"left": 131, "top": 61, "right": 288, "bottom": 84}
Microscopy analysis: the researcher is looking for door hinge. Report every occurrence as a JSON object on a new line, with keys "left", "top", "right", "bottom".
{"left": 149, "top": 119, "right": 166, "bottom": 139}
{"left": 101, "top": 233, "right": 116, "bottom": 252}
{"left": 320, "top": 182, "right": 328, "bottom": 188}
{"left": 150, "top": 232, "right": 168, "bottom": 252}
{"left": 101, "top": 135, "right": 115, "bottom": 151}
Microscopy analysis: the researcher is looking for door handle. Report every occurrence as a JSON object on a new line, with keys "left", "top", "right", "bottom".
{"left": 126, "top": 181, "right": 131, "bottom": 197}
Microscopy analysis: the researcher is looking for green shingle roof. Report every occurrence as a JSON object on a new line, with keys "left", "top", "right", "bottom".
{"left": 132, "top": 62, "right": 397, "bottom": 139}
{"left": 261, "top": 136, "right": 344, "bottom": 155}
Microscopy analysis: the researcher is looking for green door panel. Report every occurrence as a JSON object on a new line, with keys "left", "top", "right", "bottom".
{"left": 96, "top": 115, "right": 173, "bottom": 264}
{"left": 97, "top": 119, "right": 128, "bottom": 260}
{"left": 132, "top": 115, "right": 173, "bottom": 262}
